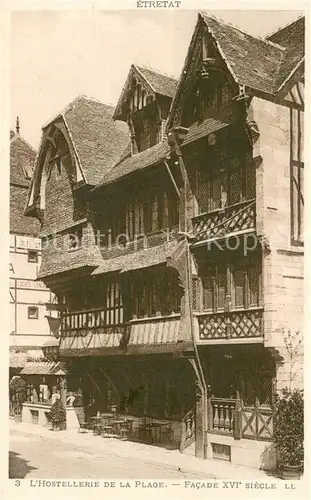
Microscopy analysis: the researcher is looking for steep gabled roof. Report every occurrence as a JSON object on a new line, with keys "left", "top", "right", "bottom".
{"left": 10, "top": 131, "right": 36, "bottom": 187}
{"left": 167, "top": 13, "right": 304, "bottom": 130}
{"left": 200, "top": 13, "right": 284, "bottom": 95}
{"left": 44, "top": 96, "right": 129, "bottom": 186}
{"left": 10, "top": 131, "right": 40, "bottom": 236}
{"left": 113, "top": 64, "right": 178, "bottom": 121}
{"left": 266, "top": 16, "right": 305, "bottom": 91}
{"left": 135, "top": 65, "right": 178, "bottom": 98}
{"left": 26, "top": 96, "right": 130, "bottom": 217}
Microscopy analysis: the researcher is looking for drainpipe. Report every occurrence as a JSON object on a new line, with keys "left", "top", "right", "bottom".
{"left": 167, "top": 127, "right": 209, "bottom": 458}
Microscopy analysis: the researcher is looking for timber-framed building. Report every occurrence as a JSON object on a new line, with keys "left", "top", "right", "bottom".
{"left": 24, "top": 13, "right": 304, "bottom": 469}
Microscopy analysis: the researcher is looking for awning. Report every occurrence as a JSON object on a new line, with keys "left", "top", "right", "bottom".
{"left": 92, "top": 241, "right": 178, "bottom": 276}
{"left": 20, "top": 361, "right": 65, "bottom": 376}
{"left": 182, "top": 117, "right": 229, "bottom": 147}
{"left": 59, "top": 328, "right": 124, "bottom": 357}
{"left": 42, "top": 337, "right": 60, "bottom": 348}
{"left": 126, "top": 316, "right": 194, "bottom": 355}
{"left": 9, "top": 349, "right": 44, "bottom": 369}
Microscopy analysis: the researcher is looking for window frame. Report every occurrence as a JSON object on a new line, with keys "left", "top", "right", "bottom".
{"left": 28, "top": 250, "right": 39, "bottom": 263}
{"left": 200, "top": 259, "right": 261, "bottom": 313}
{"left": 28, "top": 306, "right": 39, "bottom": 320}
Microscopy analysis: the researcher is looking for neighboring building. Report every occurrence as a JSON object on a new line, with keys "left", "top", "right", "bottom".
{"left": 10, "top": 122, "right": 55, "bottom": 369}
{"left": 25, "top": 14, "right": 304, "bottom": 469}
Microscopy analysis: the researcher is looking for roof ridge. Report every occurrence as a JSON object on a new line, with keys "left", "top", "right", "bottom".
{"left": 200, "top": 11, "right": 285, "bottom": 51}
{"left": 10, "top": 132, "right": 37, "bottom": 153}
{"left": 42, "top": 95, "right": 116, "bottom": 129}
{"left": 265, "top": 14, "right": 304, "bottom": 40}
{"left": 135, "top": 63, "right": 179, "bottom": 81}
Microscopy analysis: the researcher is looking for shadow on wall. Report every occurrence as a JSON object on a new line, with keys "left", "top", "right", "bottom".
{"left": 260, "top": 443, "right": 277, "bottom": 472}
{"left": 9, "top": 451, "right": 37, "bottom": 479}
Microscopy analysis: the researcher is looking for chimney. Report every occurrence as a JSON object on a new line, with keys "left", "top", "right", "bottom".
{"left": 16, "top": 116, "right": 20, "bottom": 134}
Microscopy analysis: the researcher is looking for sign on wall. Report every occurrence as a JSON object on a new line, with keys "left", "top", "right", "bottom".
{"left": 15, "top": 236, "right": 41, "bottom": 250}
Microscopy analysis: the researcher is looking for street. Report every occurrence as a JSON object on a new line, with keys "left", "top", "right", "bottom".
{"left": 9, "top": 425, "right": 208, "bottom": 479}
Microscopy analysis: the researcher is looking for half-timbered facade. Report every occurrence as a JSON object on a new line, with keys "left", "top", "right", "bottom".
{"left": 25, "top": 13, "right": 304, "bottom": 470}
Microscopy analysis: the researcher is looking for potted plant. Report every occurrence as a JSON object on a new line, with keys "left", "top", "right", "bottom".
{"left": 50, "top": 398, "right": 67, "bottom": 431}
{"left": 274, "top": 387, "right": 303, "bottom": 479}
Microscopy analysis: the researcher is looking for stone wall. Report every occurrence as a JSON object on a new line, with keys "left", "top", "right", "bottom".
{"left": 253, "top": 96, "right": 304, "bottom": 390}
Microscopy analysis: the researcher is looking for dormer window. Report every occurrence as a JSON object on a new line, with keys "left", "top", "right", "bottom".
{"left": 132, "top": 102, "right": 159, "bottom": 152}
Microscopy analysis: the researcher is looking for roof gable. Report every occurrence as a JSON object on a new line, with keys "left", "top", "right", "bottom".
{"left": 266, "top": 16, "right": 305, "bottom": 92}
{"left": 62, "top": 96, "right": 129, "bottom": 185}
{"left": 113, "top": 64, "right": 178, "bottom": 121}
{"left": 167, "top": 13, "right": 304, "bottom": 130}
{"left": 10, "top": 132, "right": 40, "bottom": 236}
{"left": 26, "top": 96, "right": 129, "bottom": 217}
{"left": 201, "top": 13, "right": 284, "bottom": 94}
{"left": 135, "top": 65, "right": 178, "bottom": 98}
{"left": 10, "top": 133, "right": 36, "bottom": 187}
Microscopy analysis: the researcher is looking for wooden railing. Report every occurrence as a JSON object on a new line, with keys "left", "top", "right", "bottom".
{"left": 61, "top": 308, "right": 124, "bottom": 334}
{"left": 192, "top": 200, "right": 256, "bottom": 242}
{"left": 208, "top": 398, "right": 236, "bottom": 435}
{"left": 207, "top": 393, "right": 275, "bottom": 441}
{"left": 196, "top": 308, "right": 263, "bottom": 341}
{"left": 180, "top": 407, "right": 195, "bottom": 452}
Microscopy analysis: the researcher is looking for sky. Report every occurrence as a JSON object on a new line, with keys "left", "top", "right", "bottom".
{"left": 11, "top": 9, "right": 303, "bottom": 149}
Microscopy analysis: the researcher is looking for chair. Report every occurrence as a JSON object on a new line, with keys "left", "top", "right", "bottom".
{"left": 136, "top": 416, "right": 152, "bottom": 443}
{"left": 160, "top": 421, "right": 175, "bottom": 448}
{"left": 75, "top": 407, "right": 93, "bottom": 434}
{"left": 100, "top": 416, "right": 114, "bottom": 438}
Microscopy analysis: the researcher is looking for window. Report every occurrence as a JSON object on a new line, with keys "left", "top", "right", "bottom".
{"left": 201, "top": 260, "right": 261, "bottom": 312}
{"left": 133, "top": 271, "right": 181, "bottom": 319}
{"left": 105, "top": 282, "right": 123, "bottom": 325}
{"left": 198, "top": 150, "right": 254, "bottom": 214}
{"left": 126, "top": 190, "right": 179, "bottom": 239}
{"left": 28, "top": 250, "right": 38, "bottom": 263}
{"left": 28, "top": 306, "right": 39, "bottom": 319}
{"left": 68, "top": 226, "right": 83, "bottom": 251}
{"left": 290, "top": 109, "right": 304, "bottom": 245}
{"left": 202, "top": 266, "right": 225, "bottom": 312}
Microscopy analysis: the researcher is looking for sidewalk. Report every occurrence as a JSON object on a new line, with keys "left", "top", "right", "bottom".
{"left": 10, "top": 419, "right": 280, "bottom": 480}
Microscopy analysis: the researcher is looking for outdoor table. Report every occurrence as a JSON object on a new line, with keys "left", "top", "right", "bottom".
{"left": 149, "top": 421, "right": 169, "bottom": 443}
{"left": 90, "top": 416, "right": 102, "bottom": 435}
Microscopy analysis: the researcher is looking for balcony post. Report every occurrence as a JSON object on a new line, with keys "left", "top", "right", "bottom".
{"left": 233, "top": 390, "right": 242, "bottom": 440}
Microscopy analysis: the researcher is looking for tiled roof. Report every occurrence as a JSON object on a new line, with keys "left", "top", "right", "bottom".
{"left": 10, "top": 185, "right": 41, "bottom": 236}
{"left": 201, "top": 13, "right": 284, "bottom": 95}
{"left": 10, "top": 132, "right": 40, "bottom": 236}
{"left": 97, "top": 140, "right": 169, "bottom": 187}
{"left": 92, "top": 240, "right": 178, "bottom": 276}
{"left": 38, "top": 245, "right": 103, "bottom": 279}
{"left": 10, "top": 132, "right": 36, "bottom": 187}
{"left": 182, "top": 117, "right": 229, "bottom": 146}
{"left": 266, "top": 16, "right": 305, "bottom": 90}
{"left": 44, "top": 96, "right": 129, "bottom": 186}
{"left": 135, "top": 65, "right": 178, "bottom": 98}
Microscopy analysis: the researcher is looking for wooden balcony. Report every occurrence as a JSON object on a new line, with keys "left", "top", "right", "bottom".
{"left": 61, "top": 308, "right": 124, "bottom": 334}
{"left": 59, "top": 310, "right": 191, "bottom": 356}
{"left": 191, "top": 200, "right": 256, "bottom": 243}
{"left": 195, "top": 308, "right": 263, "bottom": 343}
